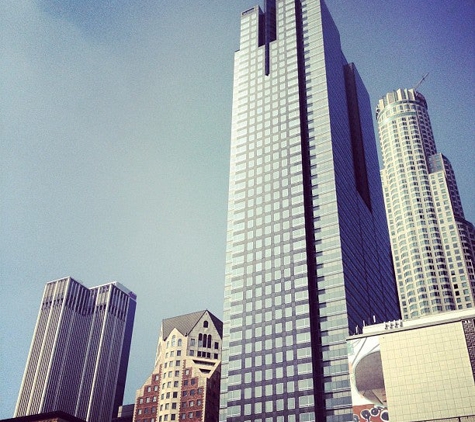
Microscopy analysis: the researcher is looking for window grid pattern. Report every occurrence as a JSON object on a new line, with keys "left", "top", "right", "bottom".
{"left": 221, "top": 1, "right": 400, "bottom": 422}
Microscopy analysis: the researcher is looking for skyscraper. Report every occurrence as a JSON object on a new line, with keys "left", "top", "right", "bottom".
{"left": 15, "top": 277, "right": 136, "bottom": 422}
{"left": 377, "top": 88, "right": 475, "bottom": 319}
{"left": 220, "top": 1, "right": 400, "bottom": 421}
{"left": 134, "top": 310, "right": 222, "bottom": 422}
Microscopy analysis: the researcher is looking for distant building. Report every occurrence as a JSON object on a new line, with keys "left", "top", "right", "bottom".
{"left": 134, "top": 310, "right": 222, "bottom": 422}
{"left": 376, "top": 88, "right": 475, "bottom": 319}
{"left": 0, "top": 411, "right": 86, "bottom": 422}
{"left": 347, "top": 309, "right": 475, "bottom": 422}
{"left": 15, "top": 277, "right": 136, "bottom": 422}
{"left": 112, "top": 404, "right": 135, "bottom": 422}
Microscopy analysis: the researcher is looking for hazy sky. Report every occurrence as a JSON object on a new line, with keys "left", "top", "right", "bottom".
{"left": 1, "top": 0, "right": 474, "bottom": 417}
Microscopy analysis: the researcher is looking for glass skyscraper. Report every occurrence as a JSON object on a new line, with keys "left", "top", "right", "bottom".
{"left": 377, "top": 88, "right": 475, "bottom": 319}
{"left": 15, "top": 277, "right": 136, "bottom": 422}
{"left": 220, "top": 1, "right": 399, "bottom": 421}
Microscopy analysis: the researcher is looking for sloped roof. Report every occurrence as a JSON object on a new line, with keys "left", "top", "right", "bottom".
{"left": 161, "top": 310, "right": 223, "bottom": 340}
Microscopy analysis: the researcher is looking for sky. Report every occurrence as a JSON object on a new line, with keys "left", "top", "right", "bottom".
{"left": 1, "top": 0, "right": 474, "bottom": 417}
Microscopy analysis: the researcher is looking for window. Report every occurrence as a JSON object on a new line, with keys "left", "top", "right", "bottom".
{"left": 203, "top": 320, "right": 209, "bottom": 328}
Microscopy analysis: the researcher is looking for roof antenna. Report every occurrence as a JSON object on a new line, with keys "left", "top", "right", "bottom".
{"left": 413, "top": 72, "right": 429, "bottom": 92}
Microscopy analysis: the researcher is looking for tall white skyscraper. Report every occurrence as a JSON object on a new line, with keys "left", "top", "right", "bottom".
{"left": 377, "top": 88, "right": 475, "bottom": 319}
{"left": 220, "top": 1, "right": 400, "bottom": 421}
{"left": 15, "top": 277, "right": 136, "bottom": 422}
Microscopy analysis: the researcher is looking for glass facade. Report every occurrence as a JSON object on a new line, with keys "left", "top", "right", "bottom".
{"left": 377, "top": 88, "right": 475, "bottom": 319}
{"left": 220, "top": 1, "right": 399, "bottom": 421}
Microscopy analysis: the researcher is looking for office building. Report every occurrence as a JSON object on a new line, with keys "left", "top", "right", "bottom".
{"left": 220, "top": 1, "right": 400, "bottom": 421}
{"left": 113, "top": 404, "right": 134, "bottom": 422}
{"left": 377, "top": 88, "right": 475, "bottom": 319}
{"left": 347, "top": 309, "right": 475, "bottom": 422}
{"left": 134, "top": 310, "right": 222, "bottom": 422}
{"left": 15, "top": 277, "right": 136, "bottom": 422}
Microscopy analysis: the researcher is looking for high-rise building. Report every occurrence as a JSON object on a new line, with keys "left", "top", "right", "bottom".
{"left": 15, "top": 277, "right": 136, "bottom": 422}
{"left": 134, "top": 310, "right": 222, "bottom": 422}
{"left": 376, "top": 88, "right": 475, "bottom": 319}
{"left": 220, "top": 1, "right": 400, "bottom": 421}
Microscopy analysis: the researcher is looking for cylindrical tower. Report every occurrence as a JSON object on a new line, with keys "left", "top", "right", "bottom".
{"left": 377, "top": 88, "right": 475, "bottom": 319}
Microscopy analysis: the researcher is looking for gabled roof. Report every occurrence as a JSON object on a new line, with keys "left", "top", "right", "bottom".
{"left": 161, "top": 310, "right": 223, "bottom": 340}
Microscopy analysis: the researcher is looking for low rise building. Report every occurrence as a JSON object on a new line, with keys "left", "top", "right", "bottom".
{"left": 347, "top": 309, "right": 475, "bottom": 422}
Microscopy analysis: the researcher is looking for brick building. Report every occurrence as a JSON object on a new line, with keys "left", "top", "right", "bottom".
{"left": 134, "top": 310, "right": 222, "bottom": 422}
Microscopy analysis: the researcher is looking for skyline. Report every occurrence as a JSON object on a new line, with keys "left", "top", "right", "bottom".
{"left": 1, "top": 0, "right": 474, "bottom": 418}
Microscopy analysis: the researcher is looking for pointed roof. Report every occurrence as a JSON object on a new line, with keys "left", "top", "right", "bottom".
{"left": 161, "top": 310, "right": 223, "bottom": 340}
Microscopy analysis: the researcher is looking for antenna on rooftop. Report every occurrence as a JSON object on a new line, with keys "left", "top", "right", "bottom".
{"left": 413, "top": 72, "right": 429, "bottom": 92}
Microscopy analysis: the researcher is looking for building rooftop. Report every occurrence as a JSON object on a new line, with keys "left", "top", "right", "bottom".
{"left": 161, "top": 309, "right": 223, "bottom": 340}
{"left": 350, "top": 308, "right": 475, "bottom": 338}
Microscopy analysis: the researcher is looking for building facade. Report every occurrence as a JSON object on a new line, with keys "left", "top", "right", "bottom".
{"left": 376, "top": 88, "right": 475, "bottom": 319}
{"left": 15, "top": 277, "right": 136, "bottom": 422}
{"left": 220, "top": 1, "right": 400, "bottom": 421}
{"left": 347, "top": 309, "right": 475, "bottom": 422}
{"left": 134, "top": 310, "right": 222, "bottom": 422}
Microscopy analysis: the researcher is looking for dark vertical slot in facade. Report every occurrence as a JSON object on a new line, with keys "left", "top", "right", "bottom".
{"left": 258, "top": 9, "right": 265, "bottom": 47}
{"left": 265, "top": 0, "right": 277, "bottom": 45}
{"left": 258, "top": 0, "right": 276, "bottom": 75}
{"left": 294, "top": 0, "right": 325, "bottom": 415}
{"left": 344, "top": 63, "right": 372, "bottom": 211}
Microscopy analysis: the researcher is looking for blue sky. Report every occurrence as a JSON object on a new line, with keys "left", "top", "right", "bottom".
{"left": 1, "top": 0, "right": 474, "bottom": 417}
